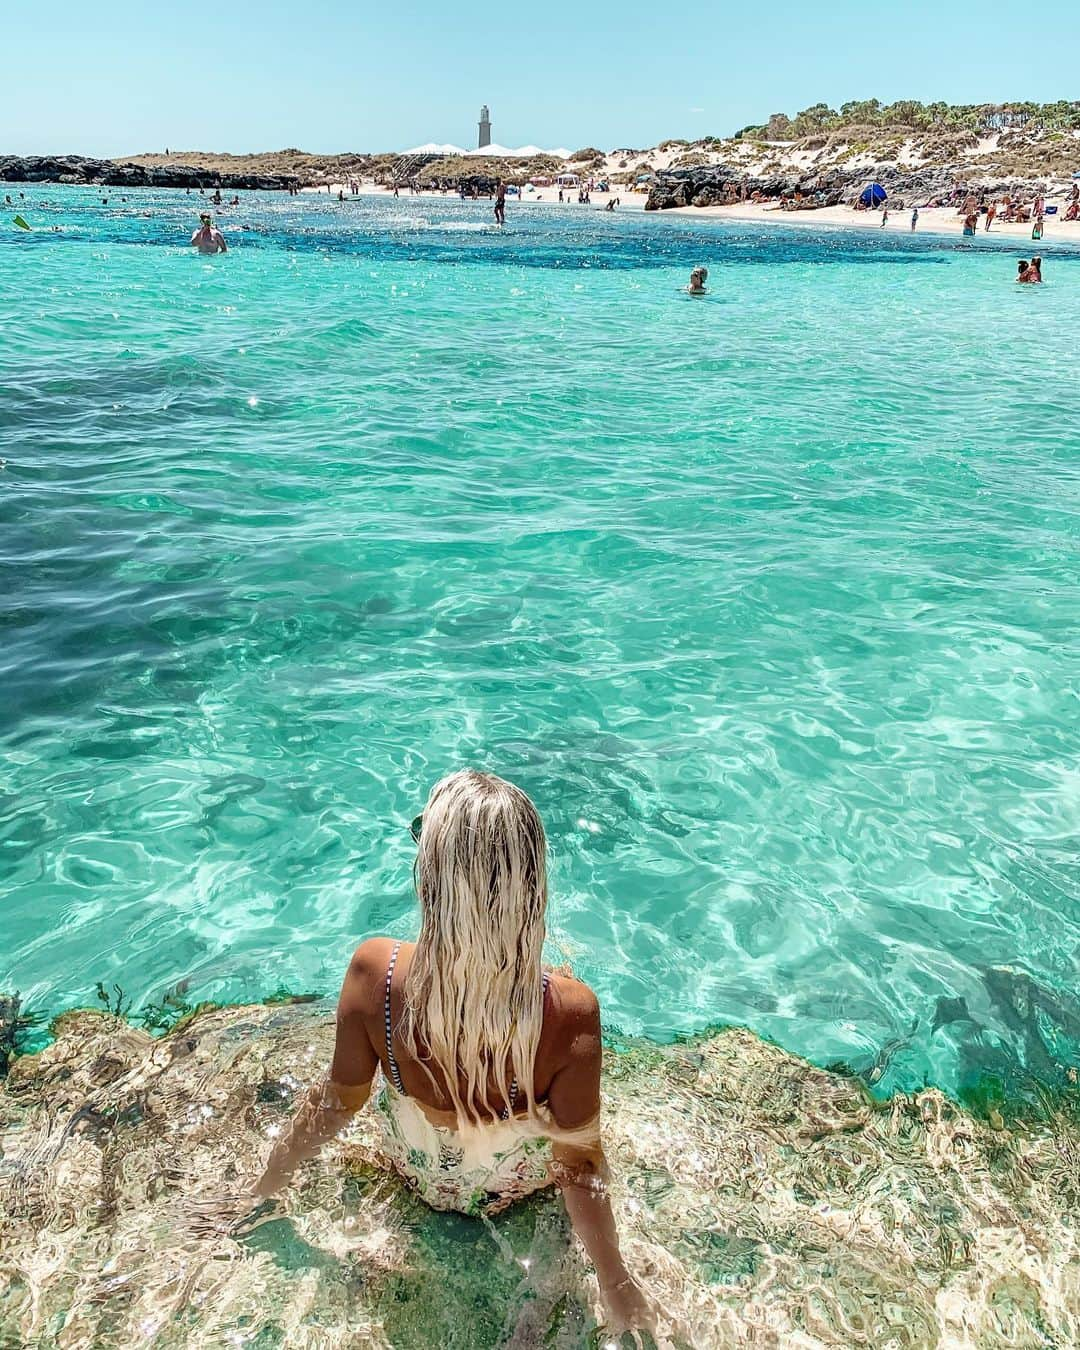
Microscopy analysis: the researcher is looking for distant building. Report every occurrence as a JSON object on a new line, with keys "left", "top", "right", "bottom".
{"left": 478, "top": 105, "right": 492, "bottom": 150}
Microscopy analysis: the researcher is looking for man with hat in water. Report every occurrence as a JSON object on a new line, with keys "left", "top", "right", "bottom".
{"left": 190, "top": 213, "right": 227, "bottom": 254}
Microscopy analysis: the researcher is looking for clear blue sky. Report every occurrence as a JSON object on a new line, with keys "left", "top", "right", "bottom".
{"left": 5, "top": 0, "right": 1076, "bottom": 157}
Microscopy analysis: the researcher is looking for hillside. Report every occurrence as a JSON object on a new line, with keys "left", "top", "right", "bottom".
{"left": 5, "top": 101, "right": 1079, "bottom": 194}
{"left": 601, "top": 100, "right": 1080, "bottom": 190}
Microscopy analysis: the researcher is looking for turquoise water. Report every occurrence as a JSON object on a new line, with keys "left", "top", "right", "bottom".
{"left": 3, "top": 187, "right": 1079, "bottom": 1099}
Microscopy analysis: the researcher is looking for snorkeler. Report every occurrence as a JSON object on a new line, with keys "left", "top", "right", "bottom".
{"left": 190, "top": 213, "right": 227, "bottom": 254}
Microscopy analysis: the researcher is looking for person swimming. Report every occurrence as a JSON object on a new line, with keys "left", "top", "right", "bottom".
{"left": 243, "top": 770, "right": 654, "bottom": 1336}
{"left": 687, "top": 266, "right": 708, "bottom": 294}
{"left": 190, "top": 213, "right": 227, "bottom": 255}
{"left": 1016, "top": 258, "right": 1042, "bottom": 284}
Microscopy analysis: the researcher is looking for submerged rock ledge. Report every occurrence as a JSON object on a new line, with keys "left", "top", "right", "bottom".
{"left": 1, "top": 1001, "right": 1078, "bottom": 1348}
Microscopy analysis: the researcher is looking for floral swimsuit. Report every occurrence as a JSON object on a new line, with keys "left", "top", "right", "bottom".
{"left": 376, "top": 943, "right": 554, "bottom": 1216}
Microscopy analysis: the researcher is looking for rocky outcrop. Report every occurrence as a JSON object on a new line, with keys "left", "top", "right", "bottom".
{"left": 645, "top": 160, "right": 1057, "bottom": 211}
{"left": 0, "top": 994, "right": 18, "bottom": 1078}
{"left": 2, "top": 999, "right": 1079, "bottom": 1348}
{"left": 0, "top": 154, "right": 300, "bottom": 191}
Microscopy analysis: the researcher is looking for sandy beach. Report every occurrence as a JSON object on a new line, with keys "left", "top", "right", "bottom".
{"left": 665, "top": 197, "right": 1080, "bottom": 243}
{"left": 309, "top": 181, "right": 1079, "bottom": 244}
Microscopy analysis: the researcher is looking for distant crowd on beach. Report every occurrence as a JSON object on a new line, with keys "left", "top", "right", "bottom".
{"left": 857, "top": 181, "right": 1079, "bottom": 240}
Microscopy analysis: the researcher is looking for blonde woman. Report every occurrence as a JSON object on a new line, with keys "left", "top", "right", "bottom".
{"left": 251, "top": 769, "right": 651, "bottom": 1334}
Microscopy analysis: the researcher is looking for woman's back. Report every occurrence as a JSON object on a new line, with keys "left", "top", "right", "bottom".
{"left": 332, "top": 936, "right": 602, "bottom": 1132}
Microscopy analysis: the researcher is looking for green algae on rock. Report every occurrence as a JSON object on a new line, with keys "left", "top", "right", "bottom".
{"left": 1, "top": 1001, "right": 1079, "bottom": 1348}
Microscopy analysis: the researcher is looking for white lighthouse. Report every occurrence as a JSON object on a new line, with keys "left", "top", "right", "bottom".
{"left": 478, "top": 104, "right": 492, "bottom": 149}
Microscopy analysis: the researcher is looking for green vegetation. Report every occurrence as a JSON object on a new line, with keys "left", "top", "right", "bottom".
{"left": 740, "top": 99, "right": 1080, "bottom": 141}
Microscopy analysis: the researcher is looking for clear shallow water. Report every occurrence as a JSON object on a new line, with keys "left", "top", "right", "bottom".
{"left": 3, "top": 187, "right": 1079, "bottom": 1098}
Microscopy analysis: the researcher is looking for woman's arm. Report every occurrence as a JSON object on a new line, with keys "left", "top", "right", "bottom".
{"left": 250, "top": 949, "right": 379, "bottom": 1198}
{"left": 547, "top": 988, "right": 653, "bottom": 1333}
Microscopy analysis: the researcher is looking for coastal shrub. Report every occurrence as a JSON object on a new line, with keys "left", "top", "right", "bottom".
{"left": 570, "top": 147, "right": 604, "bottom": 161}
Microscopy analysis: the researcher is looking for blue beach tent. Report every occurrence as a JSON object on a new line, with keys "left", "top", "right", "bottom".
{"left": 860, "top": 183, "right": 888, "bottom": 207}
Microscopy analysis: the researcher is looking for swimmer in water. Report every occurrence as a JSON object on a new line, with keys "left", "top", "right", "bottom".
{"left": 191, "top": 213, "right": 227, "bottom": 254}
{"left": 687, "top": 266, "right": 708, "bottom": 294}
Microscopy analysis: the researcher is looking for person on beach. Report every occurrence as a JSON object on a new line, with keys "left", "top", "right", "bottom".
{"left": 963, "top": 210, "right": 978, "bottom": 237}
{"left": 910, "top": 206, "right": 919, "bottom": 231}
{"left": 494, "top": 179, "right": 506, "bottom": 226}
{"left": 687, "top": 266, "right": 709, "bottom": 294}
{"left": 880, "top": 206, "right": 889, "bottom": 228}
{"left": 244, "top": 770, "right": 653, "bottom": 1336}
{"left": 1032, "top": 213, "right": 1044, "bottom": 241}
{"left": 985, "top": 200, "right": 997, "bottom": 231}
{"left": 190, "top": 213, "right": 227, "bottom": 254}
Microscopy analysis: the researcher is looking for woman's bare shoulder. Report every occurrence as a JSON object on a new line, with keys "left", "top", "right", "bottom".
{"left": 340, "top": 938, "right": 413, "bottom": 1012}
{"left": 546, "top": 970, "right": 600, "bottom": 1032}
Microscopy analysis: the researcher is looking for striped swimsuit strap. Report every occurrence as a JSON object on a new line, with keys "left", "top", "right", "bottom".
{"left": 383, "top": 943, "right": 549, "bottom": 1119}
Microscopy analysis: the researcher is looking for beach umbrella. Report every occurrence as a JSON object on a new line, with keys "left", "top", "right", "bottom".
{"left": 859, "top": 183, "right": 887, "bottom": 207}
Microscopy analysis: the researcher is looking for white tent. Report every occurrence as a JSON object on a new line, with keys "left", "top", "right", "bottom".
{"left": 400, "top": 142, "right": 574, "bottom": 160}
{"left": 461, "top": 144, "right": 572, "bottom": 159}
{"left": 463, "top": 143, "right": 516, "bottom": 157}
{"left": 402, "top": 143, "right": 467, "bottom": 156}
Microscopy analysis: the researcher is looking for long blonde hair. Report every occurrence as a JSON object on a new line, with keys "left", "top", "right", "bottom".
{"left": 402, "top": 769, "right": 548, "bottom": 1126}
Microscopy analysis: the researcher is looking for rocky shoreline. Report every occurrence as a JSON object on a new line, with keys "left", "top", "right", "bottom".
{"left": 0, "top": 154, "right": 300, "bottom": 192}
{"left": 2, "top": 998, "right": 1079, "bottom": 1347}
{"left": 645, "top": 161, "right": 1066, "bottom": 211}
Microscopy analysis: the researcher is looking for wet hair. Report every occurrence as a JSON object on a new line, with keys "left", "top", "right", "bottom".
{"left": 1017, "top": 260, "right": 1028, "bottom": 273}
{"left": 403, "top": 770, "right": 548, "bottom": 1126}
{"left": 691, "top": 266, "right": 708, "bottom": 281}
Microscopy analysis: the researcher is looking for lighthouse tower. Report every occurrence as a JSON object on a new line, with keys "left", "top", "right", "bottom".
{"left": 478, "top": 105, "right": 492, "bottom": 149}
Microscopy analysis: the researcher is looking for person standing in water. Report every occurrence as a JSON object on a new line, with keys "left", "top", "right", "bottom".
{"left": 687, "top": 266, "right": 708, "bottom": 293}
{"left": 190, "top": 213, "right": 227, "bottom": 254}
{"left": 246, "top": 771, "right": 654, "bottom": 1336}
{"left": 494, "top": 179, "right": 507, "bottom": 226}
